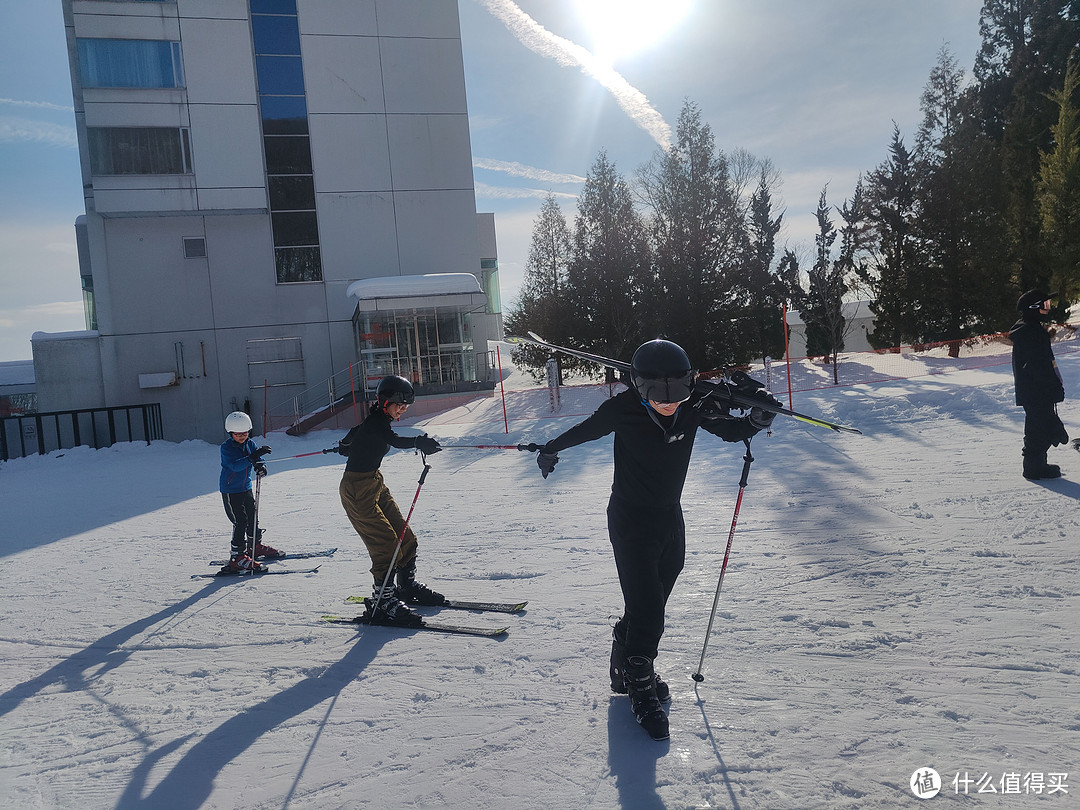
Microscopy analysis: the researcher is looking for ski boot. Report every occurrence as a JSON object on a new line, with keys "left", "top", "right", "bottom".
{"left": 364, "top": 578, "right": 424, "bottom": 628}
{"left": 254, "top": 540, "right": 285, "bottom": 559}
{"left": 221, "top": 553, "right": 267, "bottom": 574}
{"left": 624, "top": 655, "right": 669, "bottom": 741}
{"left": 610, "top": 622, "right": 670, "bottom": 702}
{"left": 394, "top": 558, "right": 448, "bottom": 606}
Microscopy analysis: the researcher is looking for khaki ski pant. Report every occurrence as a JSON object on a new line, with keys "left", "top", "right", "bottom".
{"left": 339, "top": 470, "right": 417, "bottom": 580}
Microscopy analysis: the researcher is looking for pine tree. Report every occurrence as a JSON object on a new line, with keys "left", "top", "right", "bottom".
{"left": 1037, "top": 58, "right": 1080, "bottom": 310}
{"left": 802, "top": 188, "right": 847, "bottom": 381}
{"left": 637, "top": 100, "right": 743, "bottom": 369}
{"left": 738, "top": 171, "right": 788, "bottom": 364}
{"left": 567, "top": 151, "right": 651, "bottom": 380}
{"left": 505, "top": 194, "right": 575, "bottom": 380}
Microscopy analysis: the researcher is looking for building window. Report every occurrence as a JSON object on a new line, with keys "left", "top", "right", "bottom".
{"left": 353, "top": 308, "right": 477, "bottom": 391}
{"left": 77, "top": 39, "right": 184, "bottom": 89}
{"left": 250, "top": 0, "right": 321, "bottom": 283}
{"left": 87, "top": 127, "right": 192, "bottom": 175}
{"left": 481, "top": 261, "right": 501, "bottom": 314}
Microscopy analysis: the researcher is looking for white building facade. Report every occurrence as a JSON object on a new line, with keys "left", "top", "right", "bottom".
{"left": 45, "top": 0, "right": 499, "bottom": 441}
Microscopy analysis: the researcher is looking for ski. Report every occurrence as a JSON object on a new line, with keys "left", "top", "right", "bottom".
{"left": 508, "top": 332, "right": 862, "bottom": 435}
{"left": 208, "top": 547, "right": 338, "bottom": 566}
{"left": 192, "top": 566, "right": 321, "bottom": 579}
{"left": 321, "top": 614, "right": 508, "bottom": 637}
{"left": 345, "top": 594, "right": 527, "bottom": 613}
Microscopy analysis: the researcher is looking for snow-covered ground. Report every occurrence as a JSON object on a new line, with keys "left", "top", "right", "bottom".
{"left": 2, "top": 344, "right": 1078, "bottom": 809}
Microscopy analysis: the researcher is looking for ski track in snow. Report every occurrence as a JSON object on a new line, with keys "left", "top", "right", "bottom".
{"left": 1, "top": 349, "right": 1079, "bottom": 809}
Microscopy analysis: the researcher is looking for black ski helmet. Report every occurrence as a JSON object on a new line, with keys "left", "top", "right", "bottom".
{"left": 1017, "top": 289, "right": 1049, "bottom": 312}
{"left": 630, "top": 339, "right": 696, "bottom": 403}
{"left": 376, "top": 375, "right": 415, "bottom": 406}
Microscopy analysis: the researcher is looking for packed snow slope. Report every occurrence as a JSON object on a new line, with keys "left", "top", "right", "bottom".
{"left": 2, "top": 347, "right": 1078, "bottom": 810}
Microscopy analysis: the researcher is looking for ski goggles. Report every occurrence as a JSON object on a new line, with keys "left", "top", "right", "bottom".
{"left": 632, "top": 370, "right": 696, "bottom": 404}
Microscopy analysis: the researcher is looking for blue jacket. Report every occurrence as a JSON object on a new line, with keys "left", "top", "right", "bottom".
{"left": 220, "top": 437, "right": 257, "bottom": 493}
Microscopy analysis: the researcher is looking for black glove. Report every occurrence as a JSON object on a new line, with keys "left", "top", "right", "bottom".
{"left": 537, "top": 446, "right": 559, "bottom": 478}
{"left": 253, "top": 461, "right": 268, "bottom": 477}
{"left": 693, "top": 395, "right": 732, "bottom": 421}
{"left": 749, "top": 392, "right": 783, "bottom": 430}
{"left": 334, "top": 441, "right": 350, "bottom": 456}
{"left": 415, "top": 435, "right": 442, "bottom": 454}
{"left": 249, "top": 445, "right": 272, "bottom": 462}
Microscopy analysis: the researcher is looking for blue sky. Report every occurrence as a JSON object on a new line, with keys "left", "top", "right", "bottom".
{"left": 0, "top": 0, "right": 984, "bottom": 362}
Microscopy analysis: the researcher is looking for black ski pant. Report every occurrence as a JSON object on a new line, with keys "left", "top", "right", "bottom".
{"left": 222, "top": 490, "right": 257, "bottom": 556}
{"left": 607, "top": 497, "right": 685, "bottom": 661}
{"left": 1022, "top": 402, "right": 1067, "bottom": 467}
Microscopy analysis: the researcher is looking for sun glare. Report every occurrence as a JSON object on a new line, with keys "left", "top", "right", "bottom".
{"left": 575, "top": 0, "right": 693, "bottom": 63}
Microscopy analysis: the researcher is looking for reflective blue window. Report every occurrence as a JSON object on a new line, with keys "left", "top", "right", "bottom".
{"left": 252, "top": 14, "right": 301, "bottom": 55}
{"left": 260, "top": 96, "right": 308, "bottom": 135}
{"left": 251, "top": 0, "right": 297, "bottom": 13}
{"left": 77, "top": 39, "right": 184, "bottom": 89}
{"left": 256, "top": 55, "right": 305, "bottom": 95}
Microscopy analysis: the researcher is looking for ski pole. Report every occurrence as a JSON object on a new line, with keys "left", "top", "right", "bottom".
{"left": 372, "top": 453, "right": 433, "bottom": 610}
{"left": 247, "top": 470, "right": 262, "bottom": 576}
{"left": 693, "top": 439, "right": 754, "bottom": 682}
{"left": 439, "top": 443, "right": 543, "bottom": 451}
{"left": 262, "top": 449, "right": 337, "bottom": 464}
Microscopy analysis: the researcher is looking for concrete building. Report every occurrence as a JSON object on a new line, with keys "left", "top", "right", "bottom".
{"left": 43, "top": 0, "right": 500, "bottom": 442}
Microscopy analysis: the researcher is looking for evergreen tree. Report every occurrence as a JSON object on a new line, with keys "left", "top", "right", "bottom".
{"left": 637, "top": 100, "right": 743, "bottom": 369}
{"left": 567, "top": 151, "right": 651, "bottom": 380}
{"left": 1037, "top": 57, "right": 1080, "bottom": 310}
{"left": 738, "top": 171, "right": 788, "bottom": 364}
{"left": 864, "top": 126, "right": 923, "bottom": 349}
{"left": 802, "top": 187, "right": 847, "bottom": 381}
{"left": 505, "top": 194, "right": 575, "bottom": 380}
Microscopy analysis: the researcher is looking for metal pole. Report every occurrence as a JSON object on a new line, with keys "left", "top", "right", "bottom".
{"left": 372, "top": 456, "right": 432, "bottom": 610}
{"left": 693, "top": 439, "right": 754, "bottom": 682}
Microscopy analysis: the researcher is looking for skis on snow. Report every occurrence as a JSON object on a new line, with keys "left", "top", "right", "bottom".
{"left": 321, "top": 614, "right": 508, "bottom": 638}
{"left": 207, "top": 547, "right": 338, "bottom": 566}
{"left": 192, "top": 566, "right": 322, "bottom": 579}
{"left": 344, "top": 594, "right": 527, "bottom": 614}
{"left": 507, "top": 332, "right": 862, "bottom": 435}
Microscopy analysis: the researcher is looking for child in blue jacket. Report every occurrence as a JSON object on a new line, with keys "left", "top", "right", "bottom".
{"left": 219, "top": 411, "right": 282, "bottom": 572}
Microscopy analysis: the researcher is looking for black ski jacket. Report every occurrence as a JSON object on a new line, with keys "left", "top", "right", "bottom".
{"left": 543, "top": 388, "right": 759, "bottom": 509}
{"left": 1010, "top": 317, "right": 1064, "bottom": 407}
{"left": 338, "top": 407, "right": 420, "bottom": 473}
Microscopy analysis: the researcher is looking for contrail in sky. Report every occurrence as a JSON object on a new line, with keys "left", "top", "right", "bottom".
{"left": 474, "top": 0, "right": 673, "bottom": 149}
{"left": 474, "top": 157, "right": 585, "bottom": 184}
{"left": 0, "top": 98, "right": 73, "bottom": 112}
{"left": 474, "top": 182, "right": 578, "bottom": 201}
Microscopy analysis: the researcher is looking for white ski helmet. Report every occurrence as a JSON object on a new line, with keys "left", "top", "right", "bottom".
{"left": 224, "top": 411, "right": 253, "bottom": 433}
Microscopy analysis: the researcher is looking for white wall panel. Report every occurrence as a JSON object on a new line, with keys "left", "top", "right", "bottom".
{"left": 373, "top": 0, "right": 460, "bottom": 38}
{"left": 188, "top": 104, "right": 264, "bottom": 189}
{"left": 393, "top": 190, "right": 479, "bottom": 275}
{"left": 299, "top": 0, "right": 377, "bottom": 36}
{"left": 302, "top": 35, "right": 385, "bottom": 114}
{"left": 316, "top": 192, "right": 400, "bottom": 281}
{"left": 308, "top": 113, "right": 391, "bottom": 192}
{"left": 380, "top": 38, "right": 467, "bottom": 114}
{"left": 386, "top": 113, "right": 474, "bottom": 191}
{"left": 179, "top": 18, "right": 256, "bottom": 104}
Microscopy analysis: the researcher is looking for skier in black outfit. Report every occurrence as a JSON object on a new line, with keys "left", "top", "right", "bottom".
{"left": 336, "top": 375, "right": 443, "bottom": 626}
{"left": 531, "top": 339, "right": 779, "bottom": 740}
{"left": 1010, "top": 289, "right": 1068, "bottom": 479}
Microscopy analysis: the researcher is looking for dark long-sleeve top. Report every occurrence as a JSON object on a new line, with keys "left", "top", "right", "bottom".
{"left": 339, "top": 407, "right": 420, "bottom": 473}
{"left": 1010, "top": 317, "right": 1064, "bottom": 406}
{"left": 543, "top": 388, "right": 760, "bottom": 509}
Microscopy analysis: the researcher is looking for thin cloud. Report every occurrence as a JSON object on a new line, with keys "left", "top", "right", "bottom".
{"left": 0, "top": 98, "right": 73, "bottom": 112}
{"left": 474, "top": 0, "right": 673, "bottom": 149}
{"left": 474, "top": 182, "right": 578, "bottom": 201}
{"left": 0, "top": 118, "right": 78, "bottom": 148}
{"left": 474, "top": 157, "right": 585, "bottom": 184}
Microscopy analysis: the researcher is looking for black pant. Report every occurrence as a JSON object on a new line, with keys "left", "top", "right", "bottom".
{"left": 1022, "top": 403, "right": 1067, "bottom": 464}
{"left": 222, "top": 490, "right": 257, "bottom": 555}
{"left": 607, "top": 498, "right": 685, "bottom": 660}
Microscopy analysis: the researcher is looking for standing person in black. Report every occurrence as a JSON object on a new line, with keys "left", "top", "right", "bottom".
{"left": 336, "top": 375, "right": 443, "bottom": 626}
{"left": 1010, "top": 289, "right": 1068, "bottom": 479}
{"left": 531, "top": 339, "right": 779, "bottom": 740}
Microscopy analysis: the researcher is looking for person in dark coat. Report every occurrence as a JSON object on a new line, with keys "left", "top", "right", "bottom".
{"left": 531, "top": 339, "right": 779, "bottom": 740}
{"left": 336, "top": 375, "right": 443, "bottom": 626}
{"left": 1010, "top": 289, "right": 1068, "bottom": 479}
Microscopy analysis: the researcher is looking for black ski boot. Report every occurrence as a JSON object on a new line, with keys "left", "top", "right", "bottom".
{"left": 364, "top": 577, "right": 424, "bottom": 628}
{"left": 624, "top": 655, "right": 669, "bottom": 741}
{"left": 394, "top": 559, "right": 448, "bottom": 606}
{"left": 610, "top": 622, "right": 670, "bottom": 703}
